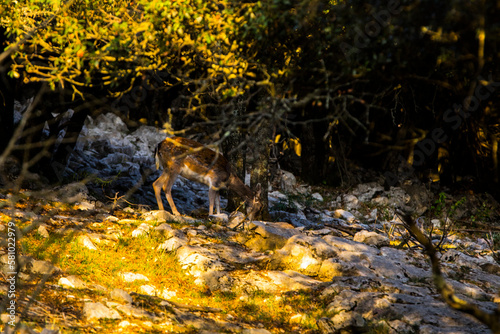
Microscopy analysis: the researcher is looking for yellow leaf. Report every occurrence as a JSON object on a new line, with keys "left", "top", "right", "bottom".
{"left": 275, "top": 134, "right": 281, "bottom": 143}
{"left": 291, "top": 138, "right": 301, "bottom": 156}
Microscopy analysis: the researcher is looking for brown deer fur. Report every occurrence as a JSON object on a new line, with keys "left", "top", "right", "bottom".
{"left": 153, "top": 137, "right": 262, "bottom": 219}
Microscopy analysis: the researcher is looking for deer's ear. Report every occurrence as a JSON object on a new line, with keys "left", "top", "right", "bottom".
{"left": 255, "top": 183, "right": 262, "bottom": 197}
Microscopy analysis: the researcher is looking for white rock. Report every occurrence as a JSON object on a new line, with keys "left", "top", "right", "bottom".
{"left": 76, "top": 200, "right": 95, "bottom": 211}
{"left": 278, "top": 170, "right": 297, "bottom": 193}
{"left": 431, "top": 219, "right": 442, "bottom": 228}
{"left": 176, "top": 245, "right": 227, "bottom": 277}
{"left": 77, "top": 235, "right": 98, "bottom": 250}
{"left": 110, "top": 288, "right": 133, "bottom": 304}
{"left": 83, "top": 302, "right": 121, "bottom": 321}
{"left": 31, "top": 259, "right": 61, "bottom": 275}
{"left": 58, "top": 276, "right": 87, "bottom": 289}
{"left": 132, "top": 223, "right": 151, "bottom": 237}
{"left": 333, "top": 209, "right": 356, "bottom": 222}
{"left": 311, "top": 193, "right": 324, "bottom": 202}
{"left": 139, "top": 285, "right": 157, "bottom": 296}
{"left": 160, "top": 288, "right": 177, "bottom": 299}
{"left": 228, "top": 211, "right": 246, "bottom": 228}
{"left": 157, "top": 237, "right": 187, "bottom": 252}
{"left": 104, "top": 215, "right": 119, "bottom": 222}
{"left": 268, "top": 190, "right": 288, "bottom": 201}
{"left": 238, "top": 270, "right": 322, "bottom": 294}
{"left": 155, "top": 223, "right": 174, "bottom": 233}
{"left": 343, "top": 194, "right": 359, "bottom": 209}
{"left": 353, "top": 230, "right": 390, "bottom": 247}
{"left": 209, "top": 213, "right": 229, "bottom": 223}
{"left": 351, "top": 183, "right": 384, "bottom": 201}
{"left": 118, "top": 320, "right": 132, "bottom": 328}
{"left": 119, "top": 272, "right": 149, "bottom": 282}
{"left": 38, "top": 225, "right": 49, "bottom": 238}
{"left": 318, "top": 259, "right": 345, "bottom": 280}
{"left": 115, "top": 303, "right": 154, "bottom": 319}
{"left": 241, "top": 329, "right": 273, "bottom": 334}
{"left": 371, "top": 197, "right": 389, "bottom": 205}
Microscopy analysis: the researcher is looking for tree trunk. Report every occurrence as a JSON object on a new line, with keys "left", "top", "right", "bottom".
{"left": 249, "top": 126, "right": 270, "bottom": 220}
{"left": 221, "top": 94, "right": 247, "bottom": 213}
{"left": 222, "top": 130, "right": 246, "bottom": 212}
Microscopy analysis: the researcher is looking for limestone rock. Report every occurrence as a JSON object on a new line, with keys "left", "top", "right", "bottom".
{"left": 333, "top": 209, "right": 356, "bottom": 222}
{"left": 77, "top": 235, "right": 98, "bottom": 250}
{"left": 270, "top": 234, "right": 337, "bottom": 276}
{"left": 58, "top": 276, "right": 87, "bottom": 289}
{"left": 157, "top": 236, "right": 187, "bottom": 252}
{"left": 30, "top": 259, "right": 61, "bottom": 275}
{"left": 176, "top": 245, "right": 227, "bottom": 277}
{"left": 139, "top": 285, "right": 157, "bottom": 296}
{"left": 131, "top": 223, "right": 151, "bottom": 237}
{"left": 154, "top": 223, "right": 174, "bottom": 233}
{"left": 83, "top": 302, "right": 121, "bottom": 321}
{"left": 110, "top": 288, "right": 133, "bottom": 304}
{"left": 342, "top": 194, "right": 359, "bottom": 210}
{"left": 318, "top": 259, "right": 346, "bottom": 280}
{"left": 277, "top": 170, "right": 297, "bottom": 193}
{"left": 241, "top": 329, "right": 273, "bottom": 334}
{"left": 115, "top": 303, "right": 155, "bottom": 319}
{"left": 37, "top": 225, "right": 49, "bottom": 238}
{"left": 311, "top": 193, "right": 324, "bottom": 202}
{"left": 119, "top": 272, "right": 149, "bottom": 282}
{"left": 323, "top": 235, "right": 379, "bottom": 255}
{"left": 237, "top": 270, "right": 322, "bottom": 293}
{"left": 243, "top": 221, "right": 300, "bottom": 252}
{"left": 353, "top": 230, "right": 390, "bottom": 247}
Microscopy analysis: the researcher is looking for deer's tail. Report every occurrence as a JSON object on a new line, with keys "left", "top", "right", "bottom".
{"left": 155, "top": 144, "right": 161, "bottom": 170}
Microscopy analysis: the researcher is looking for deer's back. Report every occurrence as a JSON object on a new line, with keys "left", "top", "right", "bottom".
{"left": 157, "top": 137, "right": 233, "bottom": 188}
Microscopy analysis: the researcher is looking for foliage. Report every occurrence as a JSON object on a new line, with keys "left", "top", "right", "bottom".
{"left": 1, "top": 0, "right": 500, "bottom": 189}
{"left": 1, "top": 0, "right": 259, "bottom": 101}
{"left": 430, "top": 192, "right": 466, "bottom": 219}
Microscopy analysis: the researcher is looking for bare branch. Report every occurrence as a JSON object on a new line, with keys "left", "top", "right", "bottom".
{"left": 397, "top": 210, "right": 500, "bottom": 333}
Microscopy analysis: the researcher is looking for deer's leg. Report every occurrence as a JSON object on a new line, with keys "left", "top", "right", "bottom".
{"left": 164, "top": 168, "right": 181, "bottom": 216}
{"left": 153, "top": 172, "right": 168, "bottom": 211}
{"left": 215, "top": 191, "right": 221, "bottom": 214}
{"left": 208, "top": 188, "right": 216, "bottom": 215}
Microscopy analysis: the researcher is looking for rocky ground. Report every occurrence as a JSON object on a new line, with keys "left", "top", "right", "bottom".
{"left": 1, "top": 113, "right": 500, "bottom": 333}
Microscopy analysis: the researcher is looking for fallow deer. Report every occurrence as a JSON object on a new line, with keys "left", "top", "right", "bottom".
{"left": 153, "top": 136, "right": 263, "bottom": 220}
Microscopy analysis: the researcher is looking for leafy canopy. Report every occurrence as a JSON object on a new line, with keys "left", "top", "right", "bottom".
{"left": 1, "top": 0, "right": 266, "bottom": 100}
